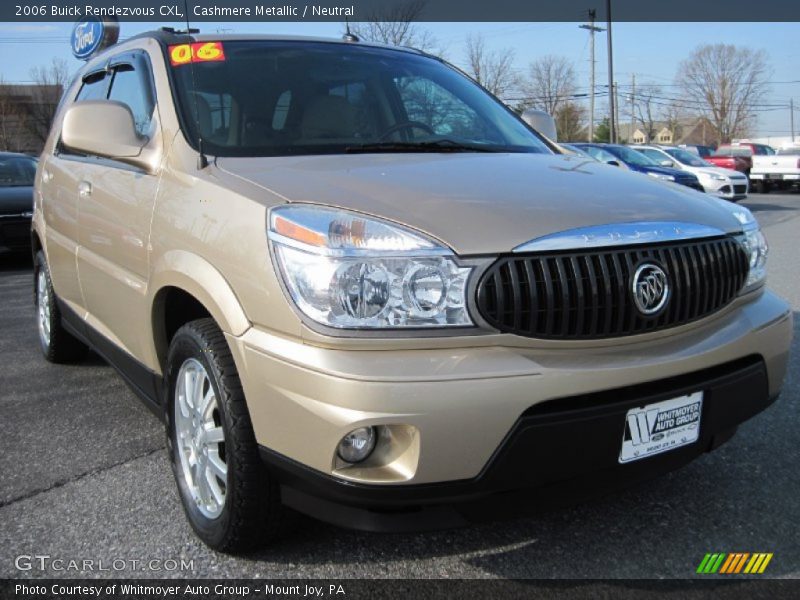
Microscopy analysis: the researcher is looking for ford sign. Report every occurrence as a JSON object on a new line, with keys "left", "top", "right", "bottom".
{"left": 71, "top": 18, "right": 119, "bottom": 60}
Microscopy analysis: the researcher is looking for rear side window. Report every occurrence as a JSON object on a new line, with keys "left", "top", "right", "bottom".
{"left": 108, "top": 65, "right": 155, "bottom": 136}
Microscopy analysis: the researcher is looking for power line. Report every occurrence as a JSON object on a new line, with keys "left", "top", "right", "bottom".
{"left": 615, "top": 79, "right": 800, "bottom": 87}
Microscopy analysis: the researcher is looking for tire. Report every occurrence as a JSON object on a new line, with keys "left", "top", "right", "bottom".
{"left": 755, "top": 180, "right": 769, "bottom": 194}
{"left": 34, "top": 250, "right": 88, "bottom": 363}
{"left": 165, "top": 318, "right": 284, "bottom": 552}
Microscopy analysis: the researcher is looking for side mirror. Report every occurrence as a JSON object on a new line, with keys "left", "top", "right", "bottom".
{"left": 521, "top": 108, "right": 558, "bottom": 142}
{"left": 606, "top": 160, "right": 621, "bottom": 167}
{"left": 62, "top": 100, "right": 151, "bottom": 169}
{"left": 659, "top": 159, "right": 675, "bottom": 168}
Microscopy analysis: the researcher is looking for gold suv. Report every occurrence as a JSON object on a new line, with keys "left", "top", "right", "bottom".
{"left": 32, "top": 31, "right": 792, "bottom": 552}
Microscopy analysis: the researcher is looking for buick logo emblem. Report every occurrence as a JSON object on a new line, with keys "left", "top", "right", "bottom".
{"left": 632, "top": 263, "right": 669, "bottom": 316}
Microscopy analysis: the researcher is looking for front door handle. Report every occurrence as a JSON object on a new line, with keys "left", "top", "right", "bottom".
{"left": 78, "top": 181, "right": 92, "bottom": 198}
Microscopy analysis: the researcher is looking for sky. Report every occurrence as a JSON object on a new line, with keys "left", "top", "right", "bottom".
{"left": 0, "top": 20, "right": 797, "bottom": 141}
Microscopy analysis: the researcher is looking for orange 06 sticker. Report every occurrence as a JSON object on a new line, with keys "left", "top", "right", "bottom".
{"left": 168, "top": 42, "right": 226, "bottom": 66}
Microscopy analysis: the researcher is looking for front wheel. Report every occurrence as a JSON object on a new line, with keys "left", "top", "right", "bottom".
{"left": 165, "top": 318, "right": 284, "bottom": 552}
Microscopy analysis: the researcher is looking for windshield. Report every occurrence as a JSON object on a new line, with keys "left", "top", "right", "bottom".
{"left": 561, "top": 144, "right": 594, "bottom": 159}
{"left": 169, "top": 41, "right": 551, "bottom": 157}
{"left": 0, "top": 156, "right": 36, "bottom": 186}
{"left": 611, "top": 145, "right": 659, "bottom": 167}
{"left": 664, "top": 147, "right": 709, "bottom": 167}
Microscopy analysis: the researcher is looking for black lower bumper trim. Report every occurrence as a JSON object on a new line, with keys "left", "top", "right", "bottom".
{"left": 0, "top": 217, "right": 32, "bottom": 251}
{"left": 259, "top": 355, "right": 775, "bottom": 532}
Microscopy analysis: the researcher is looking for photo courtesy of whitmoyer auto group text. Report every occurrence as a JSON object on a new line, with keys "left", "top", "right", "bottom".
{"left": 0, "top": 0, "right": 798, "bottom": 598}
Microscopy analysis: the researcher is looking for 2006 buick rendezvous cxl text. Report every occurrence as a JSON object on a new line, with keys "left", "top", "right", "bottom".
{"left": 31, "top": 30, "right": 793, "bottom": 551}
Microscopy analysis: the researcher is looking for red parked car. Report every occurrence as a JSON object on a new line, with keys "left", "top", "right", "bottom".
{"left": 706, "top": 146, "right": 752, "bottom": 175}
{"left": 706, "top": 142, "right": 776, "bottom": 177}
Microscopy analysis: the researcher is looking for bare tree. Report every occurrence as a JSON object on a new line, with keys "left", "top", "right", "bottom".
{"left": 662, "top": 100, "right": 686, "bottom": 143}
{"left": 0, "top": 78, "right": 19, "bottom": 151}
{"left": 463, "top": 34, "right": 518, "bottom": 98}
{"left": 25, "top": 58, "right": 70, "bottom": 144}
{"left": 521, "top": 55, "right": 577, "bottom": 115}
{"left": 676, "top": 44, "right": 769, "bottom": 143}
{"left": 627, "top": 83, "right": 662, "bottom": 143}
{"left": 349, "top": 0, "right": 441, "bottom": 54}
{"left": 0, "top": 78, "right": 31, "bottom": 152}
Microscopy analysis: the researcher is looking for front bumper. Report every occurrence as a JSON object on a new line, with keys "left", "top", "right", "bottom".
{"left": 260, "top": 355, "right": 773, "bottom": 531}
{"left": 704, "top": 179, "right": 749, "bottom": 200}
{"left": 227, "top": 290, "right": 792, "bottom": 530}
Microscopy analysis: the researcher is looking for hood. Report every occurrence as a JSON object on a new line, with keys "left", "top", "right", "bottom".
{"left": 636, "top": 165, "right": 696, "bottom": 180}
{"left": 0, "top": 185, "right": 33, "bottom": 214}
{"left": 697, "top": 166, "right": 747, "bottom": 179}
{"left": 217, "top": 153, "right": 745, "bottom": 255}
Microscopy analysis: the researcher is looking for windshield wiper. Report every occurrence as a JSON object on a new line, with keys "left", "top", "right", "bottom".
{"left": 345, "top": 139, "right": 502, "bottom": 154}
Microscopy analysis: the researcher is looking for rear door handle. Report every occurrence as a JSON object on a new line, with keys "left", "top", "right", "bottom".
{"left": 78, "top": 181, "right": 92, "bottom": 198}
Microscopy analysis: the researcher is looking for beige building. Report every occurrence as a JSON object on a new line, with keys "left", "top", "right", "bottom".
{"left": 625, "top": 117, "right": 718, "bottom": 146}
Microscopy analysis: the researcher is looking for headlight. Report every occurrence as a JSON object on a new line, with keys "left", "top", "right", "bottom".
{"left": 647, "top": 172, "right": 675, "bottom": 182}
{"left": 715, "top": 202, "right": 767, "bottom": 290}
{"left": 268, "top": 205, "right": 473, "bottom": 329}
{"left": 709, "top": 173, "right": 727, "bottom": 181}
{"left": 742, "top": 227, "right": 768, "bottom": 288}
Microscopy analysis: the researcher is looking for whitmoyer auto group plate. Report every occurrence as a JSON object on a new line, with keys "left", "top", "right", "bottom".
{"left": 619, "top": 392, "right": 703, "bottom": 463}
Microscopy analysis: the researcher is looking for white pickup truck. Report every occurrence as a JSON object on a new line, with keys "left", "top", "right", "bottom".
{"left": 750, "top": 147, "right": 800, "bottom": 192}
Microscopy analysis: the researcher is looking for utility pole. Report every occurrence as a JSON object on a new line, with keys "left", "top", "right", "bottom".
{"left": 791, "top": 99, "right": 795, "bottom": 143}
{"left": 579, "top": 11, "right": 604, "bottom": 142}
{"left": 606, "top": 0, "right": 617, "bottom": 143}
{"left": 630, "top": 73, "right": 635, "bottom": 143}
{"left": 614, "top": 81, "right": 620, "bottom": 141}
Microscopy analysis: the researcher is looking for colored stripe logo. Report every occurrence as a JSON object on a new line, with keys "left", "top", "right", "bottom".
{"left": 696, "top": 553, "right": 773, "bottom": 574}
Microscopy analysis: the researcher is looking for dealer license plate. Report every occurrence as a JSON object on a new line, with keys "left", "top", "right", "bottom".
{"left": 619, "top": 392, "right": 703, "bottom": 463}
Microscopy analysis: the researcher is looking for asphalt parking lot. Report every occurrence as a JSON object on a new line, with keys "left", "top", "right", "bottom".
{"left": 1, "top": 192, "right": 798, "bottom": 580}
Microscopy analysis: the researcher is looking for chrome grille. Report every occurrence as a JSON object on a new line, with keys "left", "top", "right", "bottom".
{"left": 476, "top": 237, "right": 749, "bottom": 339}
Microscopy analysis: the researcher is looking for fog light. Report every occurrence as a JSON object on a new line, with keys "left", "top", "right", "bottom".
{"left": 337, "top": 427, "right": 377, "bottom": 463}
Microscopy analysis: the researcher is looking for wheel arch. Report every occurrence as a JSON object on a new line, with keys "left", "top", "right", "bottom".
{"left": 150, "top": 250, "right": 250, "bottom": 371}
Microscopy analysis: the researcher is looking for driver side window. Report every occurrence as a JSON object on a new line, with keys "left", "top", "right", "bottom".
{"left": 107, "top": 64, "right": 154, "bottom": 137}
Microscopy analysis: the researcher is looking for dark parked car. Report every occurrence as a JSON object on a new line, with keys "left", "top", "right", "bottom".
{"left": 560, "top": 143, "right": 597, "bottom": 159}
{"left": 572, "top": 143, "right": 705, "bottom": 192}
{"left": 0, "top": 152, "right": 36, "bottom": 253}
{"left": 679, "top": 144, "right": 715, "bottom": 159}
